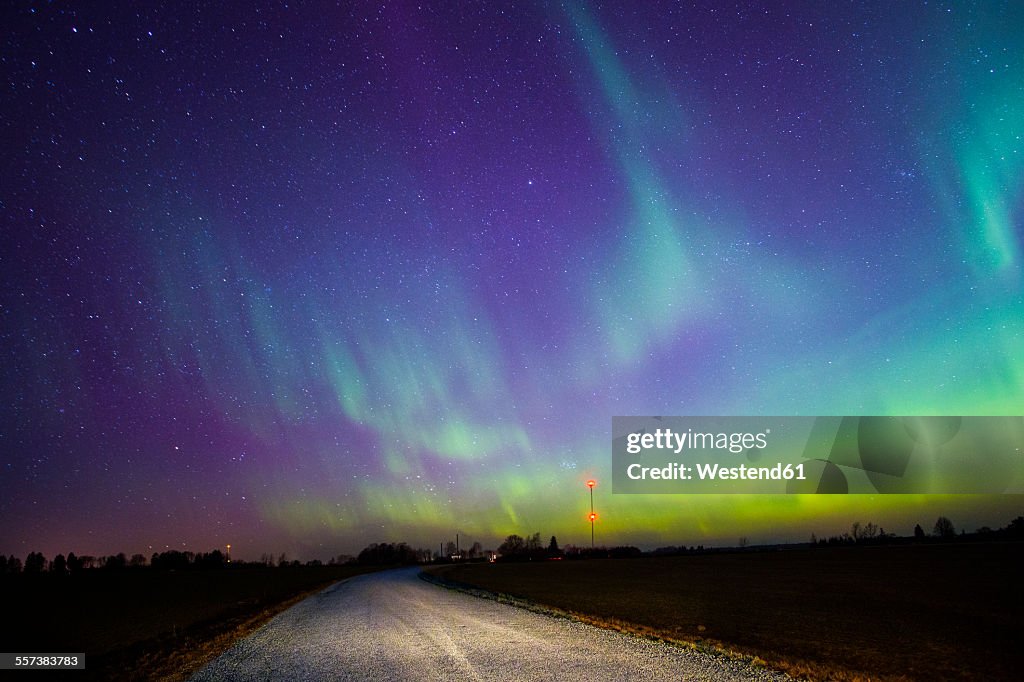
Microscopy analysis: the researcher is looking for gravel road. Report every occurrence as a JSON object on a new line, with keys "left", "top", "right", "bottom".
{"left": 191, "top": 566, "right": 790, "bottom": 681}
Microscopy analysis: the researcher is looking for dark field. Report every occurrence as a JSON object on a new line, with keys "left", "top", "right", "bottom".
{"left": 0, "top": 564, "right": 377, "bottom": 680}
{"left": 429, "top": 543, "right": 1023, "bottom": 681}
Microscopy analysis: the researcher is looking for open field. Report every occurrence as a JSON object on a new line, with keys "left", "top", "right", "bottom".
{"left": 428, "top": 543, "right": 1023, "bottom": 681}
{"left": 0, "top": 564, "right": 378, "bottom": 681}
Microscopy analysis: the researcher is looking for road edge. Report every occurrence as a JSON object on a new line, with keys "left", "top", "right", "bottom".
{"left": 417, "top": 568, "right": 792, "bottom": 679}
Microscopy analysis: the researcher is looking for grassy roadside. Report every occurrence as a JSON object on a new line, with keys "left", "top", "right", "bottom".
{"left": 426, "top": 543, "right": 1022, "bottom": 681}
{"left": 1, "top": 565, "right": 381, "bottom": 681}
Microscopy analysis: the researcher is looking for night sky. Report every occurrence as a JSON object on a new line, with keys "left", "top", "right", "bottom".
{"left": 2, "top": 1, "right": 1022, "bottom": 561}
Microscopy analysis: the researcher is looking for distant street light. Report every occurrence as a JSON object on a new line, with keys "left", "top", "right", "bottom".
{"left": 586, "top": 480, "right": 596, "bottom": 549}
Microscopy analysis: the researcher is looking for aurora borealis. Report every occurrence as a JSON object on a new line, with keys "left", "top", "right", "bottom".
{"left": 2, "top": 1, "right": 1022, "bottom": 561}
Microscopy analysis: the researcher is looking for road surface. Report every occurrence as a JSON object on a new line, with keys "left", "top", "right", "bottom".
{"left": 192, "top": 567, "right": 790, "bottom": 681}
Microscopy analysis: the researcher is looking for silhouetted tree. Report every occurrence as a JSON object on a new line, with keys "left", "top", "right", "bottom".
{"left": 914, "top": 524, "right": 926, "bottom": 539}
{"left": 24, "top": 552, "right": 46, "bottom": 573}
{"left": 933, "top": 516, "right": 956, "bottom": 539}
{"left": 277, "top": 553, "right": 289, "bottom": 567}
{"left": 67, "top": 552, "right": 83, "bottom": 574}
{"left": 356, "top": 542, "right": 422, "bottom": 565}
{"left": 7, "top": 555, "right": 22, "bottom": 574}
{"left": 195, "top": 550, "right": 224, "bottom": 569}
{"left": 498, "top": 534, "right": 526, "bottom": 558}
{"left": 466, "top": 542, "right": 483, "bottom": 560}
{"left": 151, "top": 550, "right": 191, "bottom": 570}
{"left": 129, "top": 553, "right": 147, "bottom": 568}
{"left": 497, "top": 533, "right": 554, "bottom": 561}
{"left": 102, "top": 553, "right": 127, "bottom": 570}
{"left": 51, "top": 554, "right": 67, "bottom": 575}
{"left": 608, "top": 546, "right": 642, "bottom": 558}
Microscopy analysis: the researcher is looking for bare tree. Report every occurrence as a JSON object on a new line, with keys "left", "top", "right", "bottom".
{"left": 933, "top": 516, "right": 956, "bottom": 539}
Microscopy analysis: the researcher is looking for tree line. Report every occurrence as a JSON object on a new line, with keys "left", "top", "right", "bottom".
{"left": 810, "top": 515, "right": 1024, "bottom": 547}
{"left": 0, "top": 541, "right": 439, "bottom": 575}
{"left": 495, "top": 533, "right": 642, "bottom": 561}
{"left": 4, "top": 515, "right": 1020, "bottom": 574}
{"left": 0, "top": 549, "right": 254, "bottom": 575}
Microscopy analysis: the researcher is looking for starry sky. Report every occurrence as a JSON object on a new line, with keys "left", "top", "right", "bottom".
{"left": 2, "top": 1, "right": 1022, "bottom": 561}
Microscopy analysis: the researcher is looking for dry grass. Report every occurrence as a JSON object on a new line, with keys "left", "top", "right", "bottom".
{"left": 428, "top": 543, "right": 1022, "bottom": 681}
